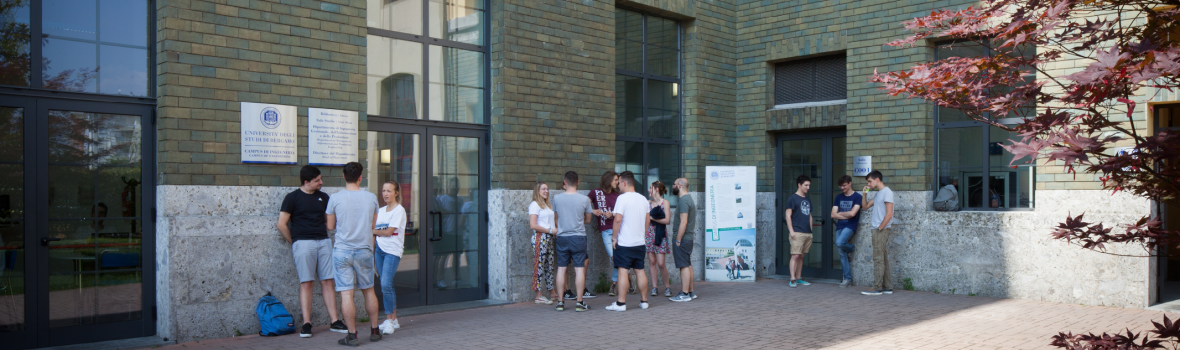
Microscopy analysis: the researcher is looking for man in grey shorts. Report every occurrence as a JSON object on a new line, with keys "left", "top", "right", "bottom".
{"left": 552, "top": 171, "right": 594, "bottom": 312}
{"left": 669, "top": 178, "right": 698, "bottom": 302}
{"left": 278, "top": 165, "right": 345, "bottom": 337}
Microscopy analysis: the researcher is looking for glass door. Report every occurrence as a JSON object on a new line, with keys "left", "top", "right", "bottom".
{"left": 775, "top": 130, "right": 846, "bottom": 280}
{"left": 367, "top": 122, "right": 487, "bottom": 308}
{"left": 0, "top": 96, "right": 34, "bottom": 349}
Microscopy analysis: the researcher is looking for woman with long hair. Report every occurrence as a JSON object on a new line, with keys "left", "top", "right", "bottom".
{"left": 373, "top": 181, "right": 406, "bottom": 334}
{"left": 528, "top": 181, "right": 559, "bottom": 304}
{"left": 645, "top": 180, "right": 672, "bottom": 297}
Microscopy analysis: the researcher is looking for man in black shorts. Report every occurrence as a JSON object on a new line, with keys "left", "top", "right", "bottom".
{"left": 606, "top": 171, "right": 650, "bottom": 311}
{"left": 551, "top": 171, "right": 594, "bottom": 312}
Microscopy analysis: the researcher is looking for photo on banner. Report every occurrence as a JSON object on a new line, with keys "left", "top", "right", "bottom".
{"left": 704, "top": 166, "right": 757, "bottom": 282}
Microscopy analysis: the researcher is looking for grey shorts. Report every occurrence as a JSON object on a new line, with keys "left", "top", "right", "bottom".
{"left": 555, "top": 235, "right": 587, "bottom": 267}
{"left": 673, "top": 240, "right": 693, "bottom": 269}
{"left": 292, "top": 238, "right": 334, "bottom": 283}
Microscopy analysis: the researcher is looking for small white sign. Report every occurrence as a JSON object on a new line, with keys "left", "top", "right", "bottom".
{"left": 240, "top": 102, "right": 297, "bottom": 164}
{"left": 853, "top": 156, "right": 872, "bottom": 176}
{"left": 308, "top": 108, "right": 359, "bottom": 166}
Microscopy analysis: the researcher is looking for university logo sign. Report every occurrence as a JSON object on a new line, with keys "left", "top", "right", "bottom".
{"left": 710, "top": 171, "right": 719, "bottom": 180}
{"left": 260, "top": 107, "right": 281, "bottom": 129}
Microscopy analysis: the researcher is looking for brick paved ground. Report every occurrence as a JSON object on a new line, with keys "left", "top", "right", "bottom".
{"left": 155, "top": 279, "right": 1178, "bottom": 349}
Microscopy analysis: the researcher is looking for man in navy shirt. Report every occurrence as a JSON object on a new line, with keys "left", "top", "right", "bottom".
{"left": 830, "top": 175, "right": 863, "bottom": 288}
{"left": 784, "top": 175, "right": 813, "bottom": 288}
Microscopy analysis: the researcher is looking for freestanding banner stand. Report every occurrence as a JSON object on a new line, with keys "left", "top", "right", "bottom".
{"left": 704, "top": 166, "right": 757, "bottom": 282}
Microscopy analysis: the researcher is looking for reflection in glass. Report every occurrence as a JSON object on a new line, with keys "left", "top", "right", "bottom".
{"left": 432, "top": 135, "right": 480, "bottom": 290}
{"left": 367, "top": 0, "right": 423, "bottom": 34}
{"left": 47, "top": 111, "right": 141, "bottom": 164}
{"left": 617, "top": 40, "right": 642, "bottom": 72}
{"left": 0, "top": 1, "right": 31, "bottom": 87}
{"left": 938, "top": 127, "right": 984, "bottom": 208}
{"left": 368, "top": 37, "right": 423, "bottom": 119}
{"left": 781, "top": 138, "right": 824, "bottom": 268}
{"left": 43, "top": 0, "right": 96, "bottom": 40}
{"left": 615, "top": 141, "right": 644, "bottom": 195}
{"left": 99, "top": 45, "right": 148, "bottom": 96}
{"left": 616, "top": 75, "right": 642, "bottom": 137}
{"left": 43, "top": 39, "right": 97, "bottom": 93}
{"left": 0, "top": 221, "right": 23, "bottom": 333}
{"left": 647, "top": 81, "right": 679, "bottom": 139}
{"left": 99, "top": 0, "right": 147, "bottom": 46}
{"left": 367, "top": 131, "right": 421, "bottom": 297}
{"left": 646, "top": 46, "right": 678, "bottom": 78}
{"left": 0, "top": 107, "right": 22, "bottom": 162}
{"left": 49, "top": 219, "right": 142, "bottom": 328}
{"left": 429, "top": 46, "right": 485, "bottom": 123}
{"left": 42, "top": 0, "right": 149, "bottom": 96}
{"left": 429, "top": 0, "right": 484, "bottom": 45}
{"left": 615, "top": 9, "right": 642, "bottom": 42}
{"left": 647, "top": 143, "right": 678, "bottom": 204}
{"left": 647, "top": 16, "right": 677, "bottom": 48}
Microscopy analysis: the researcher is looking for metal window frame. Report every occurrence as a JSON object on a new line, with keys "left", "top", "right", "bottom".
{"left": 614, "top": 9, "right": 682, "bottom": 185}
{"left": 773, "top": 55, "right": 847, "bottom": 105}
{"left": 932, "top": 41, "right": 1035, "bottom": 212}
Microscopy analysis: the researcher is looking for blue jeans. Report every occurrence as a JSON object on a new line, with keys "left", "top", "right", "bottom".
{"left": 374, "top": 245, "right": 401, "bottom": 314}
{"left": 835, "top": 227, "right": 856, "bottom": 281}
{"left": 601, "top": 229, "right": 617, "bottom": 282}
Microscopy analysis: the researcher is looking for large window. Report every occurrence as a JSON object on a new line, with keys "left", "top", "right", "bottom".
{"left": 0, "top": 0, "right": 151, "bottom": 96}
{"left": 934, "top": 40, "right": 1036, "bottom": 210}
{"left": 773, "top": 55, "right": 846, "bottom": 106}
{"left": 367, "top": 0, "right": 487, "bottom": 124}
{"left": 615, "top": 9, "right": 680, "bottom": 198}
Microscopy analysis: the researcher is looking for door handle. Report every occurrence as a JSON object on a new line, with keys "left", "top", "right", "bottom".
{"left": 428, "top": 211, "right": 443, "bottom": 241}
{"left": 41, "top": 237, "right": 61, "bottom": 246}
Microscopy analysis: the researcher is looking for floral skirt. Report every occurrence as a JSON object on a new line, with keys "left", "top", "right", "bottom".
{"left": 645, "top": 225, "right": 671, "bottom": 254}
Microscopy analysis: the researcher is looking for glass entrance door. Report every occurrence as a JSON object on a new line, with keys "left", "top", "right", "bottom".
{"left": 775, "top": 130, "right": 847, "bottom": 280}
{"left": 0, "top": 96, "right": 155, "bottom": 349}
{"left": 367, "top": 123, "right": 487, "bottom": 308}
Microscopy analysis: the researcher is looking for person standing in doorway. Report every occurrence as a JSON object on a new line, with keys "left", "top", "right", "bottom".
{"left": 831, "top": 175, "right": 863, "bottom": 288}
{"left": 606, "top": 171, "right": 651, "bottom": 312}
{"left": 528, "top": 182, "right": 559, "bottom": 304}
{"left": 277, "top": 165, "right": 346, "bottom": 338}
{"left": 860, "top": 170, "right": 896, "bottom": 296}
{"left": 374, "top": 181, "right": 407, "bottom": 334}
{"left": 669, "top": 177, "right": 697, "bottom": 302}
{"left": 551, "top": 171, "right": 594, "bottom": 312}
{"left": 325, "top": 162, "right": 382, "bottom": 345}
{"left": 589, "top": 171, "right": 624, "bottom": 296}
{"left": 784, "top": 175, "right": 814, "bottom": 288}
{"left": 645, "top": 181, "right": 672, "bottom": 298}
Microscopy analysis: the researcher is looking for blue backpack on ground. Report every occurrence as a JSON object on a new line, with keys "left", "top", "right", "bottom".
{"left": 256, "top": 293, "right": 296, "bottom": 336}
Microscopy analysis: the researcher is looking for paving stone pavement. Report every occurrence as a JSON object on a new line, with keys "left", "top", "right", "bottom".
{"left": 153, "top": 279, "right": 1179, "bottom": 349}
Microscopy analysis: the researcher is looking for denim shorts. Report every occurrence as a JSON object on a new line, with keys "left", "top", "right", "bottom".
{"left": 333, "top": 247, "right": 375, "bottom": 291}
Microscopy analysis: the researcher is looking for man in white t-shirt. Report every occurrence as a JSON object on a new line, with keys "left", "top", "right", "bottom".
{"left": 860, "top": 170, "right": 896, "bottom": 296}
{"left": 606, "top": 171, "right": 650, "bottom": 312}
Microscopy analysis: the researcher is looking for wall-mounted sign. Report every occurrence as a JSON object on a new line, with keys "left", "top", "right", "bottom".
{"left": 240, "top": 102, "right": 297, "bottom": 164}
{"left": 704, "top": 166, "right": 757, "bottom": 283}
{"left": 308, "top": 108, "right": 359, "bottom": 166}
{"left": 853, "top": 156, "right": 872, "bottom": 176}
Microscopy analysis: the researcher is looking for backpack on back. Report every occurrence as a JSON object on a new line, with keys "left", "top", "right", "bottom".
{"left": 256, "top": 293, "right": 296, "bottom": 336}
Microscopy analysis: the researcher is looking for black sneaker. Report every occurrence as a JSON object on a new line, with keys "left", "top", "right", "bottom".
{"left": 861, "top": 290, "right": 883, "bottom": 296}
{"left": 555, "top": 301, "right": 565, "bottom": 311}
{"left": 882, "top": 289, "right": 893, "bottom": 295}
{"left": 369, "top": 327, "right": 381, "bottom": 342}
{"left": 576, "top": 301, "right": 589, "bottom": 312}
{"left": 329, "top": 320, "right": 348, "bottom": 333}
{"left": 300, "top": 323, "right": 312, "bottom": 338}
{"left": 563, "top": 290, "right": 576, "bottom": 300}
{"left": 583, "top": 289, "right": 597, "bottom": 298}
{"left": 338, "top": 333, "right": 359, "bottom": 347}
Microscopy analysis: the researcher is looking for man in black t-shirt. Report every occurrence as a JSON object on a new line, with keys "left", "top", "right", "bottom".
{"left": 784, "top": 175, "right": 814, "bottom": 288}
{"left": 277, "top": 165, "right": 345, "bottom": 337}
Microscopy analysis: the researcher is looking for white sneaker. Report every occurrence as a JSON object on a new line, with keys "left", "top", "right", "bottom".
{"left": 379, "top": 319, "right": 395, "bottom": 335}
{"left": 640, "top": 301, "right": 649, "bottom": 309}
{"left": 391, "top": 319, "right": 400, "bottom": 329}
{"left": 605, "top": 302, "right": 627, "bottom": 312}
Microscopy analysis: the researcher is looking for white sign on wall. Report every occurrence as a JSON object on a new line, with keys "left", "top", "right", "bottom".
{"left": 240, "top": 102, "right": 297, "bottom": 164}
{"left": 704, "top": 166, "right": 757, "bottom": 283}
{"left": 308, "top": 108, "right": 359, "bottom": 166}
{"left": 853, "top": 156, "right": 873, "bottom": 176}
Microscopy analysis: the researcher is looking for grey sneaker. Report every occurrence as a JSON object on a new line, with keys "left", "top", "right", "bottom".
{"left": 839, "top": 279, "right": 851, "bottom": 288}
{"left": 669, "top": 292, "right": 692, "bottom": 302}
{"left": 689, "top": 291, "right": 697, "bottom": 299}
{"left": 664, "top": 288, "right": 672, "bottom": 297}
{"left": 338, "top": 333, "right": 359, "bottom": 347}
{"left": 862, "top": 290, "right": 883, "bottom": 296}
{"left": 650, "top": 288, "right": 657, "bottom": 296}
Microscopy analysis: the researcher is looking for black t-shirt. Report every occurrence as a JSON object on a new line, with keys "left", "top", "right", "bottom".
{"left": 785, "top": 193, "right": 813, "bottom": 234}
{"left": 280, "top": 189, "right": 331, "bottom": 242}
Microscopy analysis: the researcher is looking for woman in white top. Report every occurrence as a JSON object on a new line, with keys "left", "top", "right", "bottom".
{"left": 373, "top": 181, "right": 407, "bottom": 334}
{"left": 528, "top": 181, "right": 559, "bottom": 304}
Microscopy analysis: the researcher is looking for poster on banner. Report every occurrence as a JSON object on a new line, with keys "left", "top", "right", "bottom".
{"left": 308, "top": 108, "right": 359, "bottom": 166}
{"left": 240, "top": 102, "right": 297, "bottom": 164}
{"left": 704, "top": 166, "right": 757, "bottom": 282}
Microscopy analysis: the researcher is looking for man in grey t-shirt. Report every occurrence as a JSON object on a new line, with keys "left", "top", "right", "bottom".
{"left": 860, "top": 170, "right": 896, "bottom": 297}
{"left": 669, "top": 178, "right": 698, "bottom": 302}
{"left": 551, "top": 171, "right": 593, "bottom": 311}
{"left": 325, "top": 162, "right": 382, "bottom": 344}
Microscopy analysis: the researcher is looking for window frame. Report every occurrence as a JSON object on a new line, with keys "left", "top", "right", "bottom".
{"left": 933, "top": 40, "right": 1036, "bottom": 212}
{"left": 366, "top": 0, "right": 490, "bottom": 127}
{"left": 614, "top": 9, "right": 682, "bottom": 197}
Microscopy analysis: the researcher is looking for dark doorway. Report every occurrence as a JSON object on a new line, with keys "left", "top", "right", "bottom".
{"left": 775, "top": 129, "right": 848, "bottom": 280}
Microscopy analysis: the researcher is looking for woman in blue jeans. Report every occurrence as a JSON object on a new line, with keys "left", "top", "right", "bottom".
{"left": 374, "top": 181, "right": 407, "bottom": 334}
